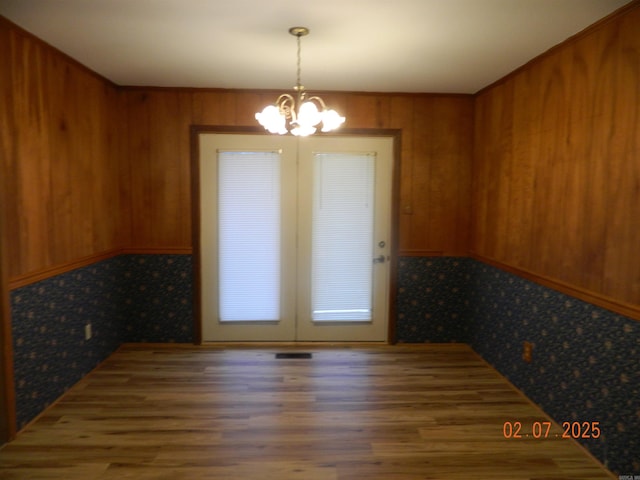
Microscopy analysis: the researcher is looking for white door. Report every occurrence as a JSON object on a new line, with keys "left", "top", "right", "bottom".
{"left": 199, "top": 133, "right": 393, "bottom": 342}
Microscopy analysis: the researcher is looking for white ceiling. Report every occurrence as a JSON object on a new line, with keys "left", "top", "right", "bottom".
{"left": 0, "top": 0, "right": 630, "bottom": 93}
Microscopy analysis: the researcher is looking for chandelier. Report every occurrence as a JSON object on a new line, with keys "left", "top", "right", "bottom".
{"left": 255, "top": 27, "right": 345, "bottom": 136}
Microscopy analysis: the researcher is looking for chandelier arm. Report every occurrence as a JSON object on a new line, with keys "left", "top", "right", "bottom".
{"left": 276, "top": 93, "right": 295, "bottom": 107}
{"left": 276, "top": 93, "right": 296, "bottom": 120}
{"left": 306, "top": 95, "right": 327, "bottom": 110}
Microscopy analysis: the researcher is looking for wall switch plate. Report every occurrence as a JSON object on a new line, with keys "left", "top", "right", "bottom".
{"left": 85, "top": 323, "right": 92, "bottom": 340}
{"left": 522, "top": 341, "right": 533, "bottom": 363}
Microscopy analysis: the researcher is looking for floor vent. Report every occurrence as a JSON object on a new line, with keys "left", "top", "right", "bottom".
{"left": 275, "top": 352, "right": 312, "bottom": 359}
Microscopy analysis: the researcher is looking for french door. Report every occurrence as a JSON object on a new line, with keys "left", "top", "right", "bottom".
{"left": 199, "top": 133, "right": 393, "bottom": 342}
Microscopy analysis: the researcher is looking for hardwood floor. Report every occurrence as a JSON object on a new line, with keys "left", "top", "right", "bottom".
{"left": 0, "top": 344, "right": 614, "bottom": 479}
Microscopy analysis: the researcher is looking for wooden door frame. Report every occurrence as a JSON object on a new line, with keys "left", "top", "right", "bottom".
{"left": 189, "top": 126, "right": 402, "bottom": 345}
{"left": 0, "top": 164, "right": 16, "bottom": 444}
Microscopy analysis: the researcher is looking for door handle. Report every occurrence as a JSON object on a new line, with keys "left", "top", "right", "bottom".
{"left": 373, "top": 254, "right": 386, "bottom": 264}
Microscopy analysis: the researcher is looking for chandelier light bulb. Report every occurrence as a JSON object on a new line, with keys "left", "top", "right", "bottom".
{"left": 291, "top": 124, "right": 317, "bottom": 137}
{"left": 320, "top": 109, "right": 346, "bottom": 132}
{"left": 297, "top": 101, "right": 321, "bottom": 128}
{"left": 255, "top": 106, "right": 287, "bottom": 135}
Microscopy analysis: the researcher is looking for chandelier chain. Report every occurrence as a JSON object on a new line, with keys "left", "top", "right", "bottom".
{"left": 296, "top": 33, "right": 302, "bottom": 90}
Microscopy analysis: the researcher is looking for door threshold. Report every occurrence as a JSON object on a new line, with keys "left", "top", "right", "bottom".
{"left": 199, "top": 341, "right": 390, "bottom": 348}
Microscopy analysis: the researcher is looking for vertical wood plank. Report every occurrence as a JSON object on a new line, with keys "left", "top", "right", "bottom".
{"left": 95, "top": 83, "right": 124, "bottom": 252}
{"left": 124, "top": 91, "right": 152, "bottom": 248}
{"left": 409, "top": 96, "right": 433, "bottom": 251}
{"left": 390, "top": 96, "right": 415, "bottom": 253}
{"left": 47, "top": 57, "right": 73, "bottom": 266}
{"left": 445, "top": 97, "right": 473, "bottom": 255}
{"left": 191, "top": 90, "right": 237, "bottom": 126}
{"left": 0, "top": 16, "right": 17, "bottom": 443}
{"left": 116, "top": 91, "right": 133, "bottom": 249}
{"left": 604, "top": 7, "right": 640, "bottom": 302}
{"left": 147, "top": 91, "right": 185, "bottom": 246}
{"left": 470, "top": 93, "right": 489, "bottom": 256}
{"left": 11, "top": 34, "right": 53, "bottom": 275}
{"left": 565, "top": 25, "right": 618, "bottom": 292}
{"left": 427, "top": 97, "right": 468, "bottom": 253}
{"left": 538, "top": 48, "right": 573, "bottom": 283}
{"left": 506, "top": 128, "right": 536, "bottom": 268}
{"left": 1, "top": 25, "right": 21, "bottom": 280}
{"left": 488, "top": 83, "right": 513, "bottom": 261}
{"left": 68, "top": 61, "right": 96, "bottom": 261}
{"left": 346, "top": 94, "right": 391, "bottom": 129}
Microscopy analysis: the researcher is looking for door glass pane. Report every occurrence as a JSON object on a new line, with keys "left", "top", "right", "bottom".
{"left": 218, "top": 151, "right": 281, "bottom": 321}
{"left": 311, "top": 153, "right": 375, "bottom": 321}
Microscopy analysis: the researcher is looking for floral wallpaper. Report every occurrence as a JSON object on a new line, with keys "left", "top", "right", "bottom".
{"left": 120, "top": 255, "right": 194, "bottom": 343}
{"left": 468, "top": 261, "right": 639, "bottom": 476}
{"left": 396, "top": 257, "right": 472, "bottom": 343}
{"left": 10, "top": 254, "right": 193, "bottom": 429}
{"left": 10, "top": 257, "right": 127, "bottom": 429}
{"left": 9, "top": 254, "right": 638, "bottom": 474}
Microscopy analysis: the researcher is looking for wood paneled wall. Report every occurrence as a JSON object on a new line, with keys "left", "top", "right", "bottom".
{"left": 120, "top": 89, "right": 473, "bottom": 256}
{"left": 0, "top": 119, "right": 15, "bottom": 442}
{"left": 472, "top": 3, "right": 640, "bottom": 311}
{"left": 0, "top": 18, "right": 124, "bottom": 283}
{"left": 2, "top": 10, "right": 473, "bottom": 283}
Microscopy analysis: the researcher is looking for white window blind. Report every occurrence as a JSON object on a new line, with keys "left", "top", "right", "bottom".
{"left": 311, "top": 153, "right": 375, "bottom": 321}
{"left": 218, "top": 151, "right": 281, "bottom": 322}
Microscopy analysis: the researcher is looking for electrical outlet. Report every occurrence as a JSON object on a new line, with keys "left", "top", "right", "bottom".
{"left": 522, "top": 341, "right": 533, "bottom": 363}
{"left": 85, "top": 323, "right": 92, "bottom": 340}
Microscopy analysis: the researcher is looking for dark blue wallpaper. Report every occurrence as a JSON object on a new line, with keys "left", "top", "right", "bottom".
{"left": 10, "top": 257, "right": 127, "bottom": 429}
{"left": 396, "top": 257, "right": 472, "bottom": 343}
{"left": 10, "top": 254, "right": 194, "bottom": 429}
{"left": 468, "top": 261, "right": 639, "bottom": 475}
{"left": 9, "top": 254, "right": 638, "bottom": 474}
{"left": 120, "top": 255, "right": 194, "bottom": 343}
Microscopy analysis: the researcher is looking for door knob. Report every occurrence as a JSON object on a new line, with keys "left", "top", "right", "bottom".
{"left": 373, "top": 254, "right": 386, "bottom": 264}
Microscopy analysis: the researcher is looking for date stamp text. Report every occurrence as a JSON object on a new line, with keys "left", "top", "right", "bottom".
{"left": 502, "top": 420, "right": 601, "bottom": 439}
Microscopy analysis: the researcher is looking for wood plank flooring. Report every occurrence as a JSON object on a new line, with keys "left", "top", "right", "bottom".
{"left": 0, "top": 344, "right": 614, "bottom": 479}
